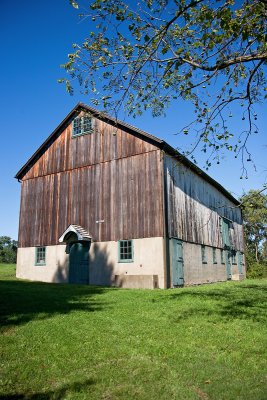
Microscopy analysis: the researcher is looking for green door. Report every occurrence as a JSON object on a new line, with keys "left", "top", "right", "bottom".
{"left": 69, "top": 242, "right": 90, "bottom": 284}
{"left": 225, "top": 250, "right": 232, "bottom": 280}
{"left": 171, "top": 239, "right": 184, "bottom": 286}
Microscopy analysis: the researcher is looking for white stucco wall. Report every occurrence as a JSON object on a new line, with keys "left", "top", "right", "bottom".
{"left": 89, "top": 237, "right": 166, "bottom": 288}
{"left": 16, "top": 245, "right": 69, "bottom": 283}
{"left": 16, "top": 237, "right": 166, "bottom": 288}
{"left": 16, "top": 238, "right": 244, "bottom": 288}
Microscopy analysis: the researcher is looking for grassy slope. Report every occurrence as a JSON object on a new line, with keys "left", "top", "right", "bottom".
{"left": 0, "top": 264, "right": 266, "bottom": 400}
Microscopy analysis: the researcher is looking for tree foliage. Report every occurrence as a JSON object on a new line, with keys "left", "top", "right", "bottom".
{"left": 61, "top": 0, "right": 267, "bottom": 174}
{"left": 0, "top": 236, "right": 18, "bottom": 264}
{"left": 240, "top": 189, "right": 267, "bottom": 277}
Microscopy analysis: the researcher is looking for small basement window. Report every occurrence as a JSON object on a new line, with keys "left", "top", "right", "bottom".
{"left": 72, "top": 115, "right": 94, "bottom": 137}
{"left": 118, "top": 240, "right": 133, "bottom": 263}
{"left": 35, "top": 246, "right": 46, "bottom": 266}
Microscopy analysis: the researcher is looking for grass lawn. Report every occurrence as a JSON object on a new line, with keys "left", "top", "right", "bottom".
{"left": 0, "top": 264, "right": 266, "bottom": 400}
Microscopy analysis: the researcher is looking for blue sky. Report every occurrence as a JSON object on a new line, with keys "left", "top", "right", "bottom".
{"left": 1, "top": 0, "right": 266, "bottom": 240}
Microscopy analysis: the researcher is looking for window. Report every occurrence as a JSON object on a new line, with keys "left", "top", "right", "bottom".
{"left": 220, "top": 249, "right": 225, "bottom": 264}
{"left": 72, "top": 115, "right": 94, "bottom": 137}
{"left": 201, "top": 245, "right": 207, "bottom": 264}
{"left": 35, "top": 247, "right": 46, "bottom": 266}
{"left": 118, "top": 240, "right": 133, "bottom": 262}
{"left": 213, "top": 248, "right": 217, "bottom": 264}
{"left": 232, "top": 251, "right": 237, "bottom": 264}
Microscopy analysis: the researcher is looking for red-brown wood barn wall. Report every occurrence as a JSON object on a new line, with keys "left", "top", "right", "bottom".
{"left": 18, "top": 116, "right": 164, "bottom": 247}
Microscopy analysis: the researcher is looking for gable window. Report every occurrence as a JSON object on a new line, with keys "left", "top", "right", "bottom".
{"left": 220, "top": 249, "right": 225, "bottom": 264}
{"left": 72, "top": 115, "right": 94, "bottom": 137}
{"left": 213, "top": 248, "right": 217, "bottom": 264}
{"left": 201, "top": 245, "right": 207, "bottom": 264}
{"left": 118, "top": 240, "right": 133, "bottom": 262}
{"left": 35, "top": 247, "right": 46, "bottom": 266}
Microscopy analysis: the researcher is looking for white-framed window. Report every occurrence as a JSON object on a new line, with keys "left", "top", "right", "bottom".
{"left": 118, "top": 240, "right": 133, "bottom": 263}
{"left": 35, "top": 247, "right": 46, "bottom": 266}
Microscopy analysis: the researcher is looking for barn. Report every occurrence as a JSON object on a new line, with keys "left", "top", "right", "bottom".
{"left": 15, "top": 103, "right": 245, "bottom": 288}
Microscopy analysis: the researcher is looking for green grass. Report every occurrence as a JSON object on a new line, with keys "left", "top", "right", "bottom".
{"left": 0, "top": 264, "right": 266, "bottom": 400}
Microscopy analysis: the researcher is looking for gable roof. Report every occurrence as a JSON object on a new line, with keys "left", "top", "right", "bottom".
{"left": 15, "top": 102, "right": 239, "bottom": 205}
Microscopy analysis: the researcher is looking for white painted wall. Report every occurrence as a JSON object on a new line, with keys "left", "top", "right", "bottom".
{"left": 89, "top": 237, "right": 166, "bottom": 288}
{"left": 16, "top": 238, "right": 245, "bottom": 288}
{"left": 16, "top": 245, "right": 69, "bottom": 283}
{"left": 16, "top": 237, "right": 166, "bottom": 288}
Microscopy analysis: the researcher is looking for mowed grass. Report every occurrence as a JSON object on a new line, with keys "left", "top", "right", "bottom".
{"left": 0, "top": 264, "right": 266, "bottom": 400}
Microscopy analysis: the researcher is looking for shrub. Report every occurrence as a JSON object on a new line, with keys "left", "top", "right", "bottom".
{"left": 246, "top": 262, "right": 267, "bottom": 279}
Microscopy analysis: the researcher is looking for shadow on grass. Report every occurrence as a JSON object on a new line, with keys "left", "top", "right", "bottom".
{"left": 168, "top": 282, "right": 267, "bottom": 322}
{"left": 0, "top": 378, "right": 95, "bottom": 399}
{"left": 0, "top": 279, "right": 112, "bottom": 332}
{"left": 0, "top": 243, "right": 123, "bottom": 331}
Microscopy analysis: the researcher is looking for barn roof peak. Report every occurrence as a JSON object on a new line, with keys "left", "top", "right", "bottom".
{"left": 15, "top": 102, "right": 239, "bottom": 205}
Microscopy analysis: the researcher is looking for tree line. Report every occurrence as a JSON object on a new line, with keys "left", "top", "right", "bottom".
{"left": 0, "top": 236, "right": 17, "bottom": 264}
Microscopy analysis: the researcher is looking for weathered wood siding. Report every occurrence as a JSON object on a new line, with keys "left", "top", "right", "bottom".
{"left": 22, "top": 115, "right": 158, "bottom": 180}
{"left": 164, "top": 155, "right": 244, "bottom": 251}
{"left": 18, "top": 150, "right": 164, "bottom": 247}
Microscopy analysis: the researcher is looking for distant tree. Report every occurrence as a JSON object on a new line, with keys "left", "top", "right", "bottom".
{"left": 0, "top": 237, "right": 18, "bottom": 264}
{"left": 240, "top": 189, "right": 267, "bottom": 263}
{"left": 61, "top": 0, "right": 267, "bottom": 175}
{"left": 262, "top": 240, "right": 267, "bottom": 260}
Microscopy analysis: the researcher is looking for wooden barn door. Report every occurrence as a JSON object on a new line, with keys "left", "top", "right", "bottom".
{"left": 171, "top": 238, "right": 184, "bottom": 286}
{"left": 69, "top": 242, "right": 90, "bottom": 284}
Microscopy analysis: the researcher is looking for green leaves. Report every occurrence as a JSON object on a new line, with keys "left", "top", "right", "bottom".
{"left": 69, "top": 0, "right": 79, "bottom": 9}
{"left": 161, "top": 46, "right": 169, "bottom": 55}
{"left": 241, "top": 189, "right": 267, "bottom": 264}
{"left": 144, "top": 34, "right": 150, "bottom": 42}
{"left": 61, "top": 0, "right": 266, "bottom": 168}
